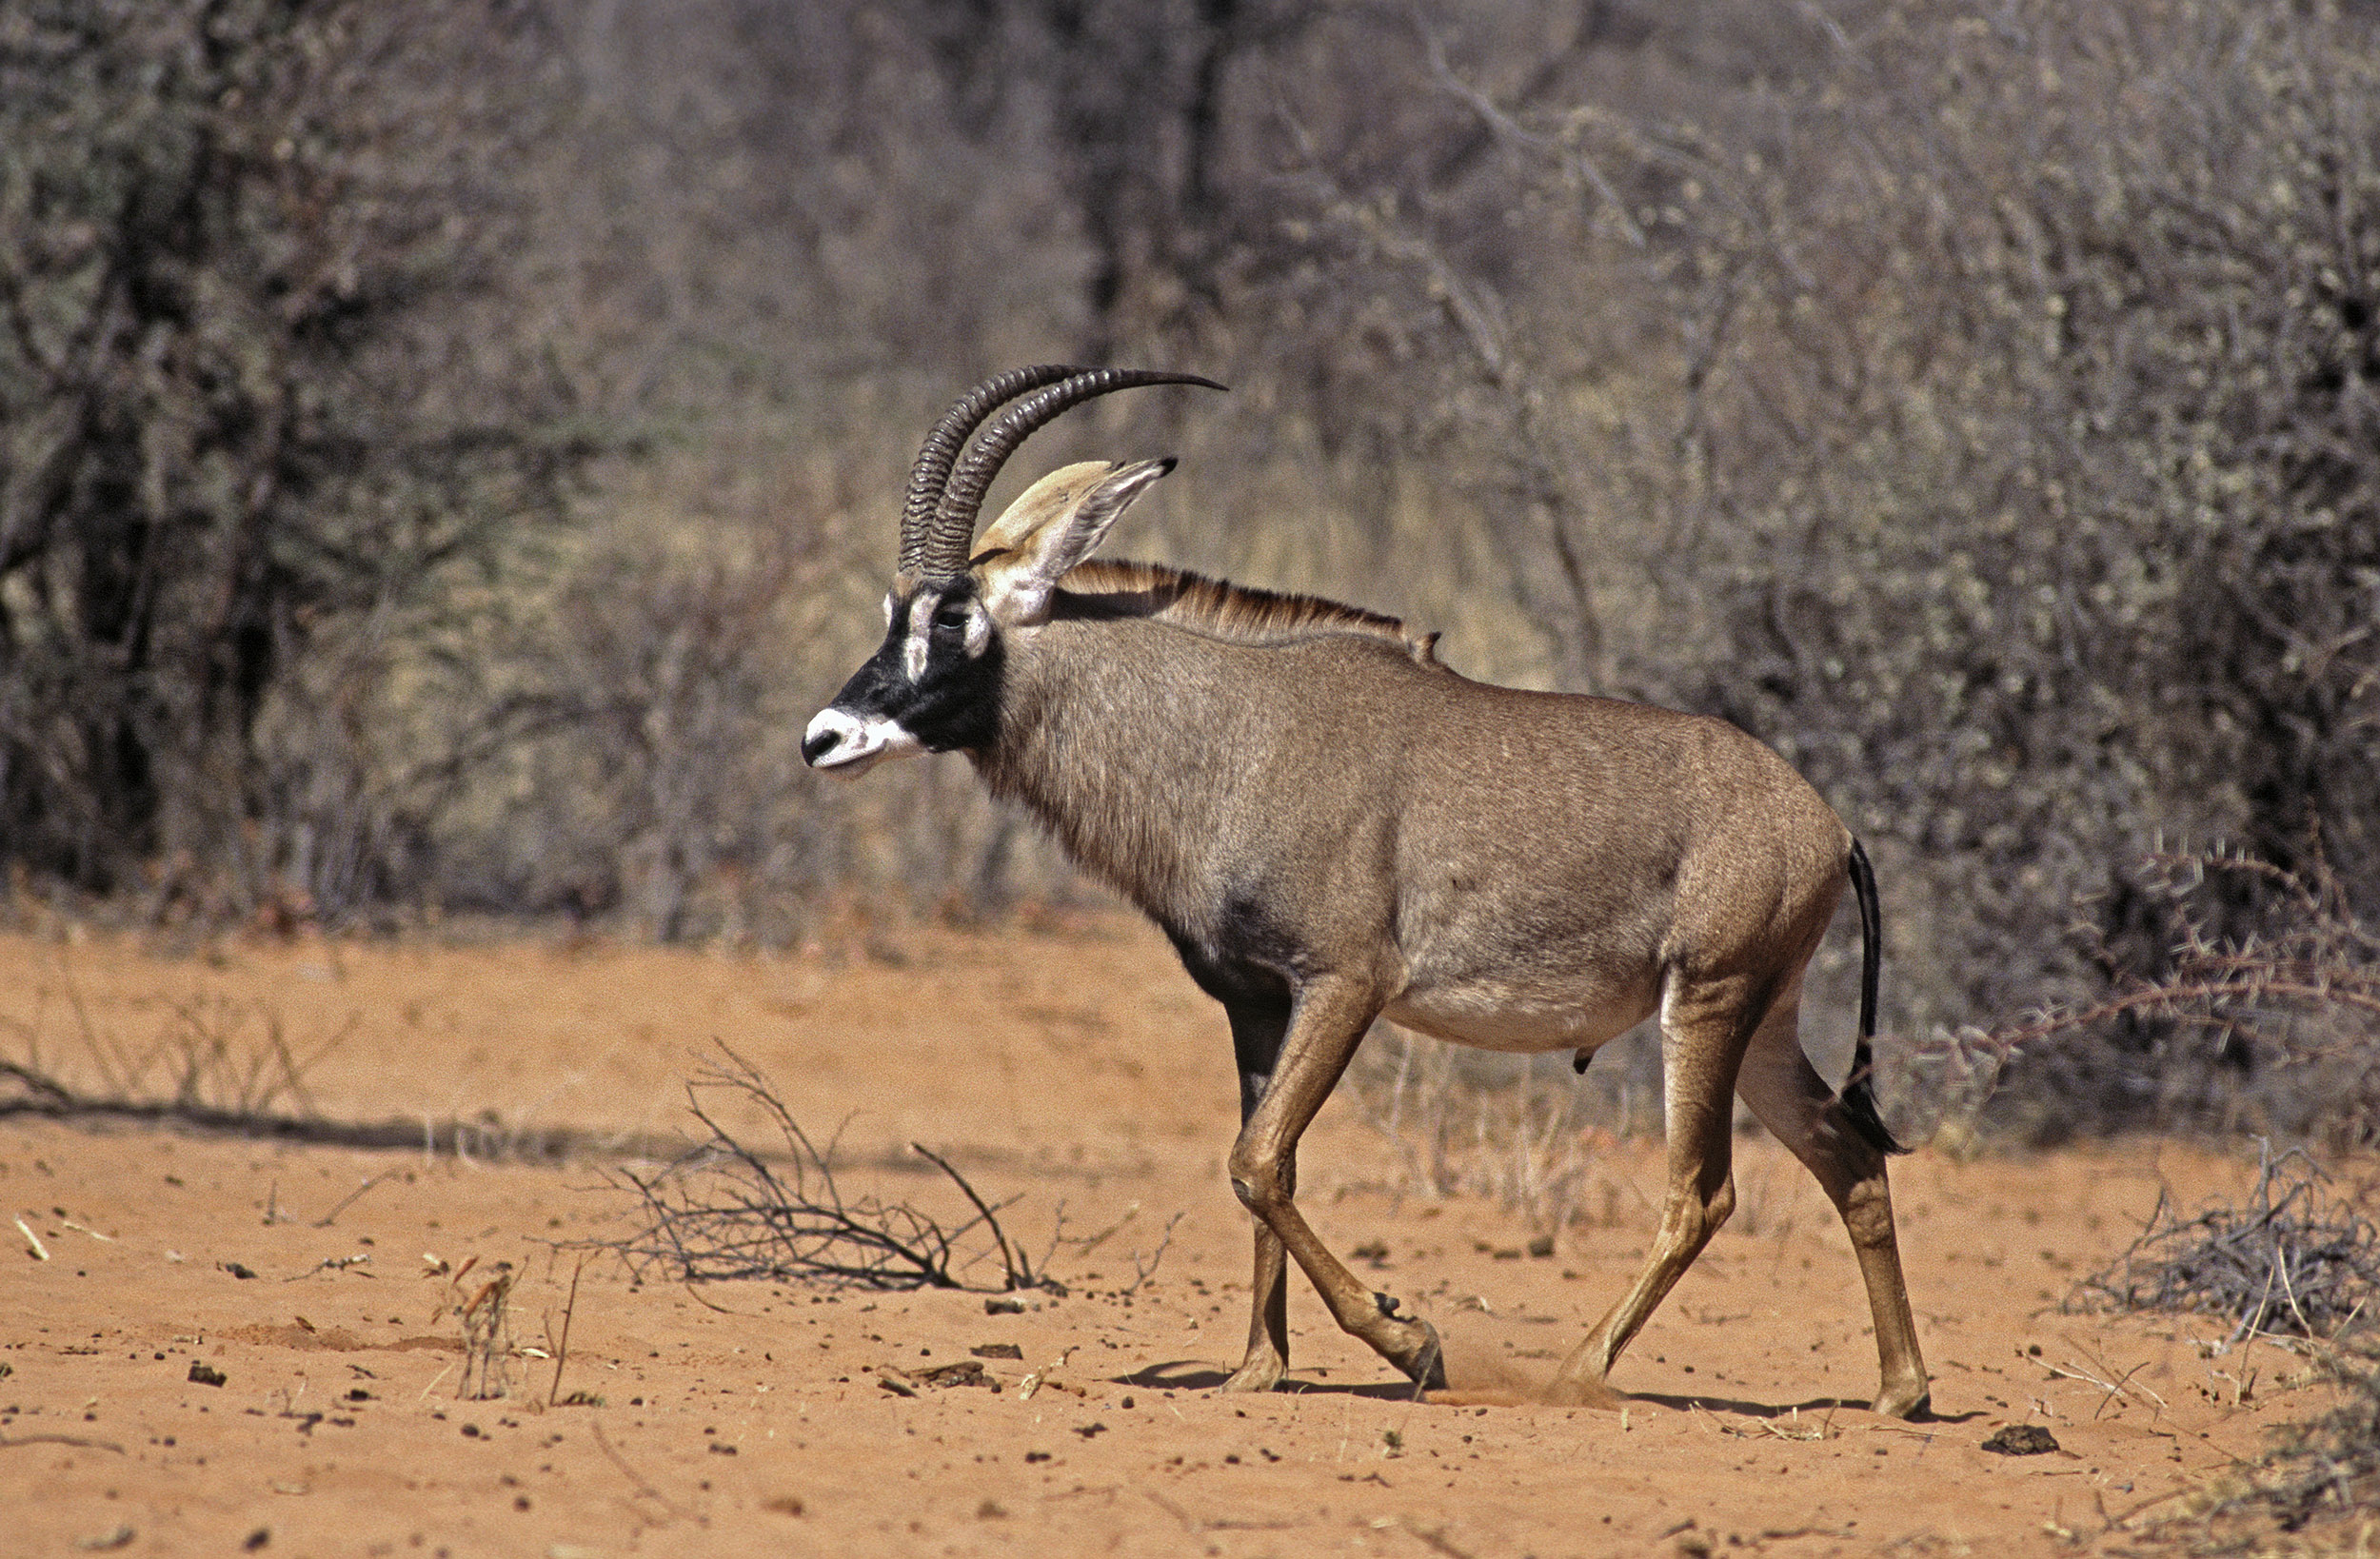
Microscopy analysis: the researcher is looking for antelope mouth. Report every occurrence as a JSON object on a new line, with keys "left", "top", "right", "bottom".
{"left": 802, "top": 707, "right": 921, "bottom": 777}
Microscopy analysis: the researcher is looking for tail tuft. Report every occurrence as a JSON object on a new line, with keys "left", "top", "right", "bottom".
{"left": 1839, "top": 1062, "right": 1908, "bottom": 1156}
{"left": 1841, "top": 839, "right": 1909, "bottom": 1155}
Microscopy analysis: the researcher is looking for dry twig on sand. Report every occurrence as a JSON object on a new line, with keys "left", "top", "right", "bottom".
{"left": 455, "top": 1261, "right": 517, "bottom": 1401}
{"left": 2065, "top": 1141, "right": 2378, "bottom": 1345}
{"left": 594, "top": 1044, "right": 1055, "bottom": 1293}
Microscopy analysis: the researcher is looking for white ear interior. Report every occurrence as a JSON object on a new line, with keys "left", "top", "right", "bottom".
{"left": 986, "top": 458, "right": 1174, "bottom": 623}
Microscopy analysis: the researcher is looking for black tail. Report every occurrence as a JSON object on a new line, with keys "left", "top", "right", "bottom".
{"left": 1839, "top": 838, "right": 1907, "bottom": 1155}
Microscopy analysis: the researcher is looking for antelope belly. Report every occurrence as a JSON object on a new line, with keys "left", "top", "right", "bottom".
{"left": 1382, "top": 978, "right": 1657, "bottom": 1056}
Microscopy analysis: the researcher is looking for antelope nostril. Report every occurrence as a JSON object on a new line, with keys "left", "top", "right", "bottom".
{"left": 801, "top": 725, "right": 840, "bottom": 766}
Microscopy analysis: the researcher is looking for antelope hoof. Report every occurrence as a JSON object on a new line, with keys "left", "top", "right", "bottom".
{"left": 1220, "top": 1352, "right": 1286, "bottom": 1393}
{"left": 1398, "top": 1319, "right": 1447, "bottom": 1397}
{"left": 1874, "top": 1383, "right": 1932, "bottom": 1421}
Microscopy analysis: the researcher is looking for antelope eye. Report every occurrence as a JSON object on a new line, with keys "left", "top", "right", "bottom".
{"left": 931, "top": 604, "right": 970, "bottom": 632}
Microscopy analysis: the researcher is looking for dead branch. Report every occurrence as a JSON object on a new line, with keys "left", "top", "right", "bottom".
{"left": 2065, "top": 1140, "right": 2379, "bottom": 1343}
{"left": 589, "top": 1043, "right": 1055, "bottom": 1293}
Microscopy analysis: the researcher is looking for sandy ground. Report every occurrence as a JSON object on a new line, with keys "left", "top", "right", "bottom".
{"left": 0, "top": 914, "right": 2336, "bottom": 1557}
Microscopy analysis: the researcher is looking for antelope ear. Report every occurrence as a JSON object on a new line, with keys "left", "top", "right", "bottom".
{"left": 976, "top": 458, "right": 1174, "bottom": 623}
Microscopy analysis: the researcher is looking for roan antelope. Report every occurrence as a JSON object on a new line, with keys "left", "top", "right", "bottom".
{"left": 803, "top": 365, "right": 1930, "bottom": 1417}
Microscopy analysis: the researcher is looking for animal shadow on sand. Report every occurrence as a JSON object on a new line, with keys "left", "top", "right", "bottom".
{"left": 1624, "top": 1391, "right": 1972, "bottom": 1425}
{"left": 1117, "top": 1361, "right": 1425, "bottom": 1401}
{"left": 1422, "top": 1319, "right": 1970, "bottom": 1418}
{"left": 1118, "top": 1345, "right": 1977, "bottom": 1419}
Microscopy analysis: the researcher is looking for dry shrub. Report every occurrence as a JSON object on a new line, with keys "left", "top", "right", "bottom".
{"left": 0, "top": 1, "right": 1115, "bottom": 938}
{"left": 599, "top": 1047, "right": 1055, "bottom": 1293}
{"left": 0, "top": 1, "right": 591, "bottom": 920}
{"left": 2066, "top": 1143, "right": 2379, "bottom": 1346}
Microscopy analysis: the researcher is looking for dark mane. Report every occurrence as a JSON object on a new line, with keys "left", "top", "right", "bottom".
{"left": 1056, "top": 560, "right": 1439, "bottom": 660}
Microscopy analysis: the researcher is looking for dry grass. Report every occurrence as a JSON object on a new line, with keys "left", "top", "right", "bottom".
{"left": 1344, "top": 1025, "right": 1652, "bottom": 1233}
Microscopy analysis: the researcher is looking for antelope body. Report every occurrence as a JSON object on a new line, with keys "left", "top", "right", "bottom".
{"left": 803, "top": 366, "right": 1930, "bottom": 1416}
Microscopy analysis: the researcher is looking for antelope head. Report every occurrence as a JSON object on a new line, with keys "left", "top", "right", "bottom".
{"left": 801, "top": 365, "right": 1224, "bottom": 777}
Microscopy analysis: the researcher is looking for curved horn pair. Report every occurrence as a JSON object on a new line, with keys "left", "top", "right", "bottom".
{"left": 899, "top": 366, "right": 1227, "bottom": 582}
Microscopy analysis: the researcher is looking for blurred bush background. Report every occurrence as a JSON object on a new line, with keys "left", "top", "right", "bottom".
{"left": 4, "top": 0, "right": 2375, "bottom": 1141}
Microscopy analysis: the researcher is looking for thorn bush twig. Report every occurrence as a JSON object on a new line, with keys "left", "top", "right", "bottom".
{"left": 589, "top": 1043, "right": 1058, "bottom": 1293}
{"left": 1941, "top": 845, "right": 2380, "bottom": 1145}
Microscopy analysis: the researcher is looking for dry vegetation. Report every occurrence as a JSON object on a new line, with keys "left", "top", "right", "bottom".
{"left": 599, "top": 1046, "right": 1061, "bottom": 1295}
{"left": 10, "top": 41, "right": 2380, "bottom": 1548}
{"left": 1975, "top": 848, "right": 2380, "bottom": 1147}
{"left": 8, "top": 0, "right": 2376, "bottom": 1150}
{"left": 2067, "top": 1143, "right": 2379, "bottom": 1345}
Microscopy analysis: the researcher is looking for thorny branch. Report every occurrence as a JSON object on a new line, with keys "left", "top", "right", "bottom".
{"left": 593, "top": 1044, "right": 1060, "bottom": 1294}
{"left": 1903, "top": 845, "right": 2380, "bottom": 1141}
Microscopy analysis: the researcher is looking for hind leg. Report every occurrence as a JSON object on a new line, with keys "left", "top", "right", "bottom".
{"left": 1734, "top": 984, "right": 1930, "bottom": 1418}
{"left": 1549, "top": 978, "right": 1750, "bottom": 1400}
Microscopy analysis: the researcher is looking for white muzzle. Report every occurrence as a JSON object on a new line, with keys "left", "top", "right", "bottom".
{"left": 803, "top": 707, "right": 922, "bottom": 778}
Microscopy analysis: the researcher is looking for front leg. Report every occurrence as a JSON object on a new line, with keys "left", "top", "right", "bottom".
{"left": 1227, "top": 976, "right": 1446, "bottom": 1391}
{"left": 1220, "top": 997, "right": 1293, "bottom": 1393}
{"left": 1223, "top": 1152, "right": 1295, "bottom": 1391}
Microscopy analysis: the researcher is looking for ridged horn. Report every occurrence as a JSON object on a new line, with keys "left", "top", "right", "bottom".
{"left": 916, "top": 367, "right": 1228, "bottom": 580}
{"left": 897, "top": 365, "right": 1085, "bottom": 577}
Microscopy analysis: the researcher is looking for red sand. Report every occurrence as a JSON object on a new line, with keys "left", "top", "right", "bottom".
{"left": 0, "top": 917, "right": 2325, "bottom": 1555}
